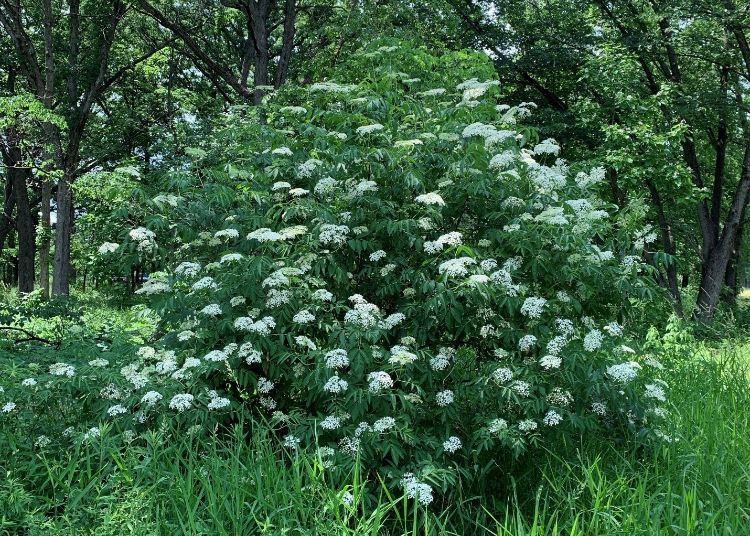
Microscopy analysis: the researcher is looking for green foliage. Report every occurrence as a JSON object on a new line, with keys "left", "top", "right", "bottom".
{"left": 69, "top": 43, "right": 670, "bottom": 502}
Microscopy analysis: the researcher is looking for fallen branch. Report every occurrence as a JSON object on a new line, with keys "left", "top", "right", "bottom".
{"left": 0, "top": 326, "right": 61, "bottom": 348}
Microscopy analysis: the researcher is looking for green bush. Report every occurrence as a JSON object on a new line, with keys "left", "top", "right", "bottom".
{"left": 4, "top": 43, "right": 668, "bottom": 503}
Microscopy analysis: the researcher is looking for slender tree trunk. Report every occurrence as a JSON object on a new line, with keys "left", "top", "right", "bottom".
{"left": 52, "top": 174, "right": 73, "bottom": 295}
{"left": 274, "top": 0, "right": 296, "bottom": 89}
{"left": 39, "top": 177, "right": 51, "bottom": 298}
{"left": 0, "top": 175, "right": 14, "bottom": 257}
{"left": 645, "top": 179, "right": 684, "bottom": 318}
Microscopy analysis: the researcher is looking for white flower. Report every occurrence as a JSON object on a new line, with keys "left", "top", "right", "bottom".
{"left": 2, "top": 402, "right": 16, "bottom": 413}
{"left": 35, "top": 435, "right": 51, "bottom": 448}
{"left": 141, "top": 391, "right": 163, "bottom": 406}
{"left": 438, "top": 257, "right": 476, "bottom": 278}
{"left": 199, "top": 303, "right": 222, "bottom": 316}
{"left": 208, "top": 397, "right": 230, "bottom": 410}
{"left": 543, "top": 410, "right": 563, "bottom": 426}
{"left": 325, "top": 349, "right": 349, "bottom": 369}
{"left": 107, "top": 404, "right": 127, "bottom": 417}
{"left": 583, "top": 329, "right": 603, "bottom": 351}
{"left": 323, "top": 376, "right": 349, "bottom": 394}
{"left": 606, "top": 362, "right": 640, "bottom": 383}
{"left": 512, "top": 380, "right": 531, "bottom": 397}
{"left": 645, "top": 383, "right": 667, "bottom": 402}
{"left": 489, "top": 418, "right": 508, "bottom": 434}
{"left": 247, "top": 228, "right": 284, "bottom": 242}
{"left": 258, "top": 377, "right": 275, "bottom": 394}
{"left": 312, "top": 289, "right": 333, "bottom": 302}
{"left": 591, "top": 402, "right": 607, "bottom": 416}
{"left": 388, "top": 346, "right": 418, "bottom": 365}
{"left": 235, "top": 316, "right": 276, "bottom": 335}
{"left": 518, "top": 419, "right": 538, "bottom": 432}
{"left": 169, "top": 393, "right": 194, "bottom": 412}
{"left": 367, "top": 371, "right": 393, "bottom": 393}
{"left": 415, "top": 192, "right": 445, "bottom": 206}
{"left": 518, "top": 334, "right": 537, "bottom": 352}
{"left": 373, "top": 417, "right": 396, "bottom": 432}
{"left": 401, "top": 473, "right": 434, "bottom": 505}
{"left": 520, "top": 297, "right": 547, "bottom": 319}
{"left": 283, "top": 434, "right": 301, "bottom": 449}
{"left": 83, "top": 427, "right": 101, "bottom": 441}
{"left": 314, "top": 176, "right": 338, "bottom": 195}
{"left": 214, "top": 228, "right": 239, "bottom": 240}
{"left": 98, "top": 242, "right": 119, "bottom": 254}
{"left": 272, "top": 181, "right": 291, "bottom": 191}
{"left": 204, "top": 349, "right": 228, "bottom": 362}
{"left": 49, "top": 363, "right": 75, "bottom": 377}
{"left": 89, "top": 358, "right": 109, "bottom": 367}
{"left": 292, "top": 309, "right": 315, "bottom": 324}
{"left": 436, "top": 390, "right": 454, "bottom": 406}
{"left": 272, "top": 146, "right": 293, "bottom": 156}
{"left": 533, "top": 138, "right": 561, "bottom": 156}
{"left": 492, "top": 367, "right": 513, "bottom": 383}
{"left": 603, "top": 322, "right": 623, "bottom": 336}
{"left": 356, "top": 123, "right": 384, "bottom": 135}
{"left": 21, "top": 378, "right": 37, "bottom": 387}
{"left": 430, "top": 347, "right": 455, "bottom": 371}
{"left": 319, "top": 224, "right": 350, "bottom": 246}
{"left": 369, "top": 250, "right": 386, "bottom": 262}
{"left": 320, "top": 416, "right": 342, "bottom": 430}
{"left": 539, "top": 355, "right": 562, "bottom": 370}
{"left": 443, "top": 436, "right": 462, "bottom": 453}
{"left": 192, "top": 276, "right": 218, "bottom": 290}
{"left": 220, "top": 253, "right": 243, "bottom": 264}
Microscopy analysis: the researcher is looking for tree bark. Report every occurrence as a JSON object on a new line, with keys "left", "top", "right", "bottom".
{"left": 10, "top": 163, "right": 34, "bottom": 293}
{"left": 695, "top": 141, "right": 750, "bottom": 319}
{"left": 39, "top": 177, "right": 51, "bottom": 298}
{"left": 274, "top": 0, "right": 297, "bottom": 88}
{"left": 645, "top": 179, "right": 684, "bottom": 318}
{"left": 0, "top": 174, "right": 14, "bottom": 257}
{"left": 52, "top": 175, "right": 73, "bottom": 295}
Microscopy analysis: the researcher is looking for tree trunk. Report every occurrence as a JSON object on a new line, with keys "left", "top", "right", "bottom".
{"left": 645, "top": 179, "right": 684, "bottom": 318}
{"left": 274, "top": 0, "right": 296, "bottom": 89}
{"left": 52, "top": 175, "right": 74, "bottom": 295}
{"left": 695, "top": 142, "right": 750, "bottom": 319}
{"left": 39, "top": 178, "right": 51, "bottom": 298}
{"left": 10, "top": 164, "right": 35, "bottom": 293}
{"left": 0, "top": 175, "right": 15, "bottom": 257}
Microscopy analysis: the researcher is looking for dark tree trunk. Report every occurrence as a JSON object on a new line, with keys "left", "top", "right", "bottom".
{"left": 0, "top": 174, "right": 14, "bottom": 257}
{"left": 248, "top": 0, "right": 271, "bottom": 104}
{"left": 274, "top": 0, "right": 296, "bottom": 89}
{"left": 11, "top": 164, "right": 34, "bottom": 293}
{"left": 39, "top": 177, "right": 51, "bottom": 298}
{"left": 695, "top": 142, "right": 750, "bottom": 319}
{"left": 645, "top": 179, "right": 684, "bottom": 318}
{"left": 52, "top": 175, "right": 73, "bottom": 295}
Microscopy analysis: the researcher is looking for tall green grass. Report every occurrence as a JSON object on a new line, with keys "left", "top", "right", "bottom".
{"left": 2, "top": 346, "right": 749, "bottom": 535}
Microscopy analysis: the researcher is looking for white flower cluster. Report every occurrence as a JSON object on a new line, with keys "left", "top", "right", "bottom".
{"left": 319, "top": 224, "right": 350, "bottom": 246}
{"left": 438, "top": 257, "right": 476, "bottom": 278}
{"left": 98, "top": 242, "right": 119, "bottom": 255}
{"left": 401, "top": 473, "right": 434, "bottom": 505}
{"left": 443, "top": 436, "right": 462, "bottom": 453}
{"left": 367, "top": 371, "right": 393, "bottom": 393}
{"left": 129, "top": 227, "right": 157, "bottom": 254}
{"left": 169, "top": 393, "right": 194, "bottom": 412}
{"left": 520, "top": 296, "right": 547, "bottom": 319}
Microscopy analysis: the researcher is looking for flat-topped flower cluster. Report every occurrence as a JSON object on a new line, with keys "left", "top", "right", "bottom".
{"left": 74, "top": 44, "right": 668, "bottom": 502}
